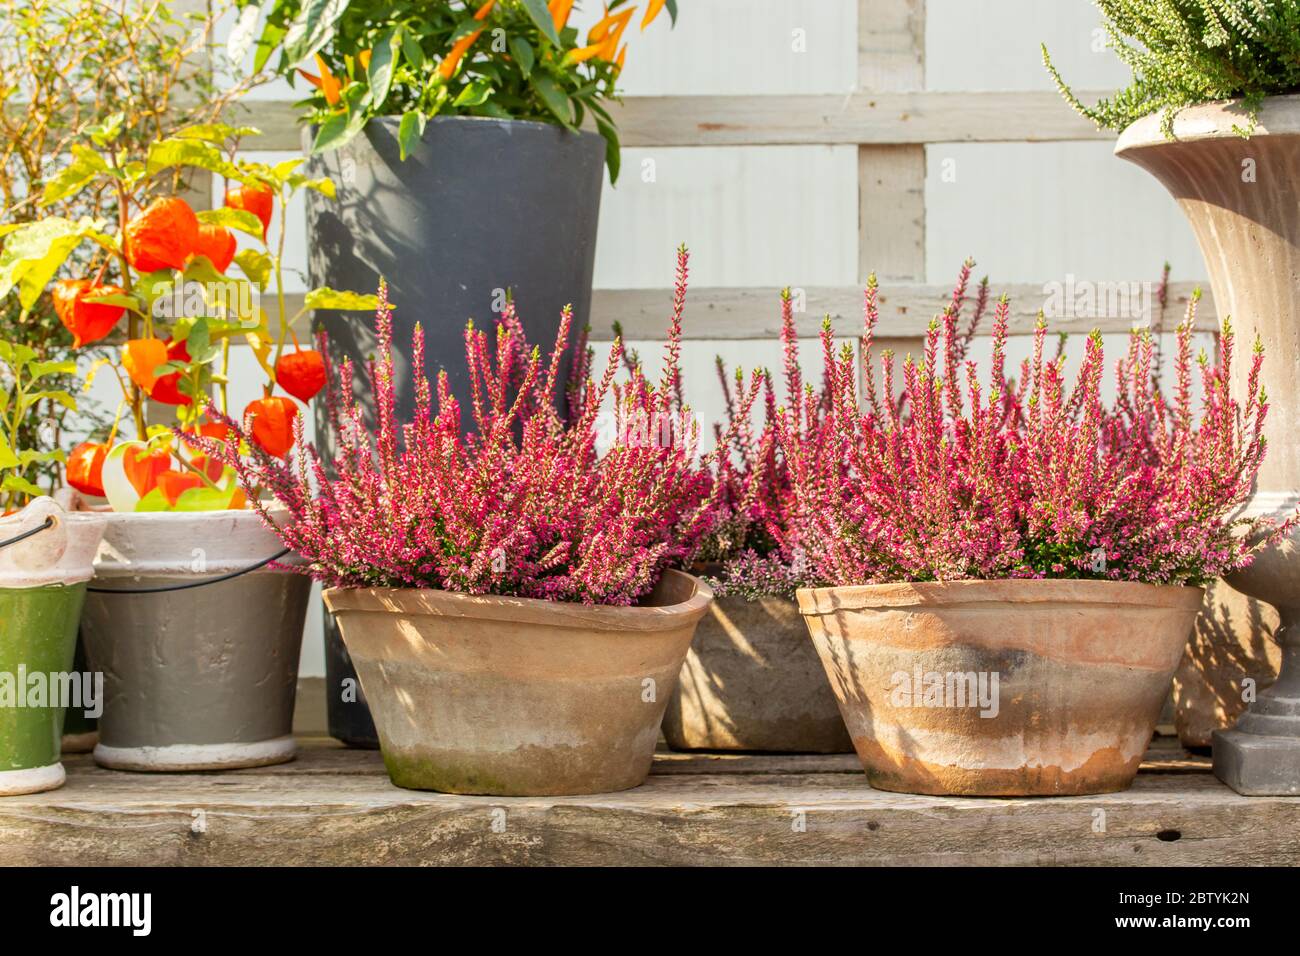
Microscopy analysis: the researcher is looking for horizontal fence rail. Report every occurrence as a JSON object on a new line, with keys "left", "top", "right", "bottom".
{"left": 273, "top": 281, "right": 1215, "bottom": 341}
{"left": 234, "top": 90, "right": 1115, "bottom": 151}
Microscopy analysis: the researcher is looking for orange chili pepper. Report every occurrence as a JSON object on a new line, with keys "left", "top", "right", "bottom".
{"left": 123, "top": 197, "right": 200, "bottom": 274}
{"left": 122, "top": 338, "right": 169, "bottom": 392}
{"left": 224, "top": 183, "right": 274, "bottom": 242}
{"left": 66, "top": 441, "right": 109, "bottom": 498}
{"left": 589, "top": 5, "right": 634, "bottom": 43}
{"left": 156, "top": 469, "right": 204, "bottom": 506}
{"left": 315, "top": 53, "right": 342, "bottom": 106}
{"left": 122, "top": 445, "right": 172, "bottom": 499}
{"left": 275, "top": 348, "right": 328, "bottom": 403}
{"left": 358, "top": 49, "right": 372, "bottom": 70}
{"left": 642, "top": 0, "right": 666, "bottom": 29}
{"left": 615, "top": 42, "right": 627, "bottom": 72}
{"left": 191, "top": 223, "right": 236, "bottom": 273}
{"left": 549, "top": 0, "right": 575, "bottom": 30}
{"left": 244, "top": 396, "right": 300, "bottom": 458}
{"left": 565, "top": 41, "right": 605, "bottom": 64}
{"left": 52, "top": 279, "right": 126, "bottom": 347}
{"left": 438, "top": 0, "right": 496, "bottom": 79}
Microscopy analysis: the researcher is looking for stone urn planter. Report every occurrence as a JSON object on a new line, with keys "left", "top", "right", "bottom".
{"left": 1116, "top": 95, "right": 1300, "bottom": 794}
{"left": 306, "top": 116, "right": 605, "bottom": 748}
{"left": 79, "top": 510, "right": 310, "bottom": 772}
{"left": 797, "top": 579, "right": 1203, "bottom": 796}
{"left": 0, "top": 498, "right": 105, "bottom": 795}
{"left": 1174, "top": 581, "right": 1280, "bottom": 750}
{"left": 325, "top": 570, "right": 712, "bottom": 796}
{"left": 663, "top": 593, "right": 852, "bottom": 753}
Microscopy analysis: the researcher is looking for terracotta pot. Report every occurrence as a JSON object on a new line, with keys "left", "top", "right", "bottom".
{"left": 80, "top": 510, "right": 309, "bottom": 772}
{"left": 0, "top": 499, "right": 105, "bottom": 796}
{"left": 325, "top": 570, "right": 712, "bottom": 796}
{"left": 1174, "top": 581, "right": 1280, "bottom": 749}
{"left": 663, "top": 594, "right": 852, "bottom": 753}
{"left": 1116, "top": 95, "right": 1300, "bottom": 794}
{"left": 797, "top": 579, "right": 1203, "bottom": 796}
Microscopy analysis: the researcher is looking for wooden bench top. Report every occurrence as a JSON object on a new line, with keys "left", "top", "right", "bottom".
{"left": 3, "top": 736, "right": 1295, "bottom": 866}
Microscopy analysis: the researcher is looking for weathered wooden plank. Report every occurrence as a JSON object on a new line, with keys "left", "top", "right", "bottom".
{"left": 858, "top": 0, "right": 925, "bottom": 92}
{"left": 0, "top": 741, "right": 1266, "bottom": 867}
{"left": 235, "top": 91, "right": 1114, "bottom": 152}
{"left": 282, "top": 282, "right": 1213, "bottom": 341}
{"left": 585, "top": 280, "right": 1214, "bottom": 341}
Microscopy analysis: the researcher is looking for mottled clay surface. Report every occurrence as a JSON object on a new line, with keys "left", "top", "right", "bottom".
{"left": 798, "top": 579, "right": 1203, "bottom": 796}
{"left": 664, "top": 595, "right": 852, "bottom": 752}
{"left": 327, "top": 570, "right": 712, "bottom": 796}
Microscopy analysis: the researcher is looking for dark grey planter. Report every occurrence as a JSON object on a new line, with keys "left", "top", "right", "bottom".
{"left": 305, "top": 116, "right": 605, "bottom": 747}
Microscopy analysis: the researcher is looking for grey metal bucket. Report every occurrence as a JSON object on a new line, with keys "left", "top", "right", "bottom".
{"left": 304, "top": 115, "right": 605, "bottom": 747}
{"left": 79, "top": 511, "right": 309, "bottom": 771}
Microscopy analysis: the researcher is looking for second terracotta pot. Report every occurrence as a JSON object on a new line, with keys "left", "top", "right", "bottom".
{"left": 663, "top": 594, "right": 852, "bottom": 752}
{"left": 798, "top": 579, "right": 1202, "bottom": 796}
{"left": 326, "top": 570, "right": 712, "bottom": 796}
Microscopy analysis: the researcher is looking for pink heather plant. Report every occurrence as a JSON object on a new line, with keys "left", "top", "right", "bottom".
{"left": 700, "top": 261, "right": 997, "bottom": 598}
{"left": 782, "top": 274, "right": 1284, "bottom": 587}
{"left": 197, "top": 247, "right": 757, "bottom": 606}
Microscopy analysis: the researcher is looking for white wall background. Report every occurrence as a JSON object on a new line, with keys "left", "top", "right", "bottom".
{"left": 173, "top": 0, "right": 1211, "bottom": 677}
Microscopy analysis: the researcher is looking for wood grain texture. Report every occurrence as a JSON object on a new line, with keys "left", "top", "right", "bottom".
{"left": 1, "top": 738, "right": 1289, "bottom": 867}
{"left": 235, "top": 91, "right": 1113, "bottom": 152}
{"left": 583, "top": 280, "right": 1214, "bottom": 341}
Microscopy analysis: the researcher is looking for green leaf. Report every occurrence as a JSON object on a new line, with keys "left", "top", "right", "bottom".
{"left": 304, "top": 287, "right": 382, "bottom": 311}
{"left": 197, "top": 207, "right": 265, "bottom": 239}
{"left": 529, "top": 73, "right": 573, "bottom": 127}
{"left": 87, "top": 112, "right": 125, "bottom": 148}
{"left": 0, "top": 432, "right": 17, "bottom": 470}
{"left": 1, "top": 474, "right": 43, "bottom": 497}
{"left": 176, "top": 123, "right": 262, "bottom": 143}
{"left": 311, "top": 109, "right": 367, "bottom": 154}
{"left": 285, "top": 174, "right": 336, "bottom": 198}
{"left": 509, "top": 36, "right": 535, "bottom": 76}
{"left": 450, "top": 18, "right": 486, "bottom": 42}
{"left": 27, "top": 359, "right": 76, "bottom": 381}
{"left": 0, "top": 217, "right": 89, "bottom": 309}
{"left": 665, "top": 0, "right": 678, "bottom": 25}
{"left": 39, "top": 146, "right": 108, "bottom": 207}
{"left": 521, "top": 0, "right": 561, "bottom": 46}
{"left": 454, "top": 78, "right": 493, "bottom": 108}
{"left": 397, "top": 109, "right": 425, "bottom": 161}
{"left": 596, "top": 118, "right": 621, "bottom": 184}
{"left": 282, "top": 0, "right": 351, "bottom": 64}
{"left": 254, "top": 20, "right": 287, "bottom": 73}
{"left": 18, "top": 449, "right": 65, "bottom": 466}
{"left": 227, "top": 2, "right": 263, "bottom": 67}
{"left": 401, "top": 30, "right": 425, "bottom": 71}
{"left": 21, "top": 389, "right": 76, "bottom": 413}
{"left": 146, "top": 139, "right": 241, "bottom": 178}
{"left": 367, "top": 27, "right": 399, "bottom": 108}
{"left": 235, "top": 250, "right": 273, "bottom": 289}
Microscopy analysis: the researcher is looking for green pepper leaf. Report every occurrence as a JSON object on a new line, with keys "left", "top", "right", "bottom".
{"left": 521, "top": 0, "right": 561, "bottom": 46}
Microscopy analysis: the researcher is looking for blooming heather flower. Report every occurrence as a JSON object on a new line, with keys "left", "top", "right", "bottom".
{"left": 196, "top": 248, "right": 750, "bottom": 606}
{"left": 779, "top": 278, "right": 1286, "bottom": 588}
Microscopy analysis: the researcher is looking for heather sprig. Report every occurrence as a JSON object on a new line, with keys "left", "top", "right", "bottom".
{"left": 198, "top": 247, "right": 752, "bottom": 606}
{"left": 1044, "top": 1, "right": 1300, "bottom": 136}
{"left": 785, "top": 279, "right": 1282, "bottom": 588}
{"left": 700, "top": 262, "right": 999, "bottom": 599}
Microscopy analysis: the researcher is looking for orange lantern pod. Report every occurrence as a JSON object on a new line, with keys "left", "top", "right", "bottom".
{"left": 123, "top": 197, "right": 201, "bottom": 273}
{"left": 275, "top": 348, "right": 328, "bottom": 403}
{"left": 66, "top": 441, "right": 109, "bottom": 497}
{"left": 149, "top": 338, "right": 193, "bottom": 407}
{"left": 156, "top": 470, "right": 204, "bottom": 506}
{"left": 224, "top": 183, "right": 274, "bottom": 241}
{"left": 52, "top": 279, "right": 127, "bottom": 347}
{"left": 191, "top": 223, "right": 237, "bottom": 273}
{"left": 244, "top": 396, "right": 300, "bottom": 458}
{"left": 122, "top": 445, "right": 173, "bottom": 498}
{"left": 122, "top": 338, "right": 169, "bottom": 392}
